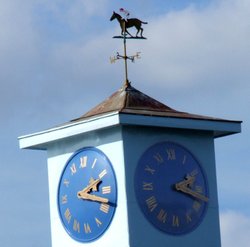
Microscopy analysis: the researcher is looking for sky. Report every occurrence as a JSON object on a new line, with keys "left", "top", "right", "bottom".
{"left": 0, "top": 0, "right": 249, "bottom": 246}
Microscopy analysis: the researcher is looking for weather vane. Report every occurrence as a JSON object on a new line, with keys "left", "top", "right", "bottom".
{"left": 110, "top": 9, "right": 148, "bottom": 86}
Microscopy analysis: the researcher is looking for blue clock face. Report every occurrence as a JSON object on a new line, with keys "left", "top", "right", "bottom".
{"left": 135, "top": 142, "right": 209, "bottom": 235}
{"left": 58, "top": 147, "right": 117, "bottom": 242}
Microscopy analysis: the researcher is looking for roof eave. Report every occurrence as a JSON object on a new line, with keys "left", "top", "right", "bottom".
{"left": 19, "top": 110, "right": 241, "bottom": 150}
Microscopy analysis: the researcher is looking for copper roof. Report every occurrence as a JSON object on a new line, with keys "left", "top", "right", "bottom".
{"left": 71, "top": 83, "right": 239, "bottom": 124}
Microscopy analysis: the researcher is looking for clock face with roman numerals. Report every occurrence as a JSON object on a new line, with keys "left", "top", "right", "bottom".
{"left": 58, "top": 147, "right": 117, "bottom": 242}
{"left": 134, "top": 142, "right": 209, "bottom": 235}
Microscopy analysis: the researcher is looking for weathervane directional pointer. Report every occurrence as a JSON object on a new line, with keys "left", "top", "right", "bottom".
{"left": 110, "top": 52, "right": 141, "bottom": 64}
{"left": 110, "top": 9, "right": 147, "bottom": 86}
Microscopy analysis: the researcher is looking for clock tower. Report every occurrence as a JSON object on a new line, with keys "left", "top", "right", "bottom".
{"left": 19, "top": 82, "right": 241, "bottom": 247}
{"left": 19, "top": 10, "right": 241, "bottom": 247}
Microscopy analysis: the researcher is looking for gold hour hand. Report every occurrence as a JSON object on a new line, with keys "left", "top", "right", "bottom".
{"left": 176, "top": 185, "right": 209, "bottom": 202}
{"left": 80, "top": 178, "right": 101, "bottom": 194}
{"left": 176, "top": 175, "right": 195, "bottom": 188}
{"left": 77, "top": 192, "right": 109, "bottom": 203}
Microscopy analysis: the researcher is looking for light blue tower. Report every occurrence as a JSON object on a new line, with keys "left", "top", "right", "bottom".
{"left": 19, "top": 82, "right": 241, "bottom": 247}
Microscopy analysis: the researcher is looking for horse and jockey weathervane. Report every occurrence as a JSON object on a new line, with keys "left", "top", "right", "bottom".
{"left": 110, "top": 9, "right": 148, "bottom": 86}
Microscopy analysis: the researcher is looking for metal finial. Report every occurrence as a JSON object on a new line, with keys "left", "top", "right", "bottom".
{"left": 110, "top": 10, "right": 147, "bottom": 86}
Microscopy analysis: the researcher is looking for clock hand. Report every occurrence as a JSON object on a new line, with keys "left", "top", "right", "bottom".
{"left": 80, "top": 178, "right": 101, "bottom": 194}
{"left": 175, "top": 175, "right": 195, "bottom": 188}
{"left": 77, "top": 191, "right": 109, "bottom": 203}
{"left": 175, "top": 184, "right": 209, "bottom": 202}
{"left": 175, "top": 176, "right": 209, "bottom": 202}
{"left": 77, "top": 178, "right": 109, "bottom": 203}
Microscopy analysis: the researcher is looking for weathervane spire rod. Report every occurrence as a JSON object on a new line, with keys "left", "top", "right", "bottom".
{"left": 110, "top": 10, "right": 147, "bottom": 87}
{"left": 122, "top": 21, "right": 129, "bottom": 86}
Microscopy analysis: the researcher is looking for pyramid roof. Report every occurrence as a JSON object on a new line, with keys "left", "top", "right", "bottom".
{"left": 71, "top": 83, "right": 232, "bottom": 123}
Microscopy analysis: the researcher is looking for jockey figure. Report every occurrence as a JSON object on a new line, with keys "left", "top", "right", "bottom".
{"left": 119, "top": 8, "right": 130, "bottom": 22}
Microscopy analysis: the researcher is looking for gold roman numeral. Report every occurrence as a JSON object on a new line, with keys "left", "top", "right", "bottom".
{"left": 91, "top": 158, "right": 97, "bottom": 169}
{"left": 182, "top": 155, "right": 187, "bottom": 164}
{"left": 64, "top": 208, "right": 72, "bottom": 224}
{"left": 172, "top": 215, "right": 180, "bottom": 227}
{"left": 95, "top": 217, "right": 102, "bottom": 227}
{"left": 61, "top": 195, "right": 68, "bottom": 204}
{"left": 166, "top": 149, "right": 176, "bottom": 160}
{"left": 154, "top": 153, "right": 164, "bottom": 164}
{"left": 73, "top": 219, "right": 80, "bottom": 233}
{"left": 143, "top": 182, "right": 154, "bottom": 191}
{"left": 84, "top": 223, "right": 91, "bottom": 234}
{"left": 146, "top": 196, "right": 158, "bottom": 212}
{"left": 145, "top": 165, "right": 155, "bottom": 175}
{"left": 186, "top": 213, "right": 192, "bottom": 223}
{"left": 99, "top": 169, "right": 107, "bottom": 179}
{"left": 102, "top": 186, "right": 111, "bottom": 194}
{"left": 70, "top": 163, "right": 77, "bottom": 175}
{"left": 63, "top": 179, "right": 70, "bottom": 187}
{"left": 195, "top": 185, "right": 203, "bottom": 193}
{"left": 190, "top": 169, "right": 198, "bottom": 177}
{"left": 80, "top": 156, "right": 87, "bottom": 168}
{"left": 157, "top": 209, "right": 167, "bottom": 223}
{"left": 100, "top": 203, "right": 110, "bottom": 214}
{"left": 193, "top": 200, "right": 201, "bottom": 212}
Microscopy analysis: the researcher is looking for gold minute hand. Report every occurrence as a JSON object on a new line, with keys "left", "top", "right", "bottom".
{"left": 175, "top": 182, "right": 209, "bottom": 202}
{"left": 77, "top": 191, "right": 109, "bottom": 203}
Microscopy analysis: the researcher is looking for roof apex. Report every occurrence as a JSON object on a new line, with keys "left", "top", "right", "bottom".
{"left": 71, "top": 83, "right": 241, "bottom": 125}
{"left": 78, "top": 83, "right": 175, "bottom": 119}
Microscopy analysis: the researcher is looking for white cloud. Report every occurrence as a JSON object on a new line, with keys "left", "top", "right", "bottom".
{"left": 32, "top": 0, "right": 110, "bottom": 34}
{"left": 136, "top": 0, "right": 250, "bottom": 92}
{"left": 220, "top": 210, "right": 250, "bottom": 247}
{"left": 0, "top": 1, "right": 41, "bottom": 112}
{"left": 80, "top": 0, "right": 110, "bottom": 17}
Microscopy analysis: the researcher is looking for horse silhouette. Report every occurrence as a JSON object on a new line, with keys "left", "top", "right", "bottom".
{"left": 110, "top": 11, "right": 148, "bottom": 38}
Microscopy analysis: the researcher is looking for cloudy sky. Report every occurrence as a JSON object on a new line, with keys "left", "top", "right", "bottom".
{"left": 1, "top": 0, "right": 249, "bottom": 246}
